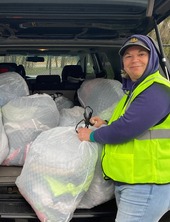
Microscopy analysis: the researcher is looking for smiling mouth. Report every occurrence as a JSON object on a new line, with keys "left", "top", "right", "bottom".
{"left": 131, "top": 66, "right": 142, "bottom": 68}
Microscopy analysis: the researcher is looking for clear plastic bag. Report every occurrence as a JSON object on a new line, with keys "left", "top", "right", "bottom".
{"left": 53, "top": 93, "right": 74, "bottom": 111}
{"left": 78, "top": 145, "right": 115, "bottom": 209}
{"left": 0, "top": 72, "right": 29, "bottom": 106}
{"left": 77, "top": 78, "right": 124, "bottom": 116}
{"left": 59, "top": 106, "right": 84, "bottom": 127}
{"left": 16, "top": 127, "right": 98, "bottom": 222}
{"left": 0, "top": 108, "right": 9, "bottom": 164}
{"left": 2, "top": 94, "right": 60, "bottom": 166}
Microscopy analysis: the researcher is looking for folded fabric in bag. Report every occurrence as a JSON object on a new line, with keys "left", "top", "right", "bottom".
{"left": 77, "top": 78, "right": 124, "bottom": 116}
{"left": 0, "top": 108, "right": 9, "bottom": 164}
{"left": 0, "top": 72, "right": 29, "bottom": 106}
{"left": 16, "top": 127, "right": 98, "bottom": 222}
{"left": 2, "top": 94, "right": 60, "bottom": 166}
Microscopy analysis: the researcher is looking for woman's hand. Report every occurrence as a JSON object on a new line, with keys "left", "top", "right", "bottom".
{"left": 77, "top": 116, "right": 107, "bottom": 141}
{"left": 90, "top": 116, "right": 107, "bottom": 128}
{"left": 77, "top": 127, "right": 92, "bottom": 141}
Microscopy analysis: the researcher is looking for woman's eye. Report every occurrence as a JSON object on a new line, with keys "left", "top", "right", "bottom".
{"left": 139, "top": 52, "right": 147, "bottom": 57}
{"left": 124, "top": 55, "right": 131, "bottom": 59}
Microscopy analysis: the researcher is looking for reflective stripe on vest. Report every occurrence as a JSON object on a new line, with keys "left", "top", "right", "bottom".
{"left": 137, "top": 129, "right": 170, "bottom": 140}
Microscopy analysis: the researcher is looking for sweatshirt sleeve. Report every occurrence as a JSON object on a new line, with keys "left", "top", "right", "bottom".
{"left": 92, "top": 83, "right": 170, "bottom": 144}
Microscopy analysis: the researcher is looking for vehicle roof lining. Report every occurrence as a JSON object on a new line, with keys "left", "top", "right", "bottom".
{"left": 0, "top": 0, "right": 168, "bottom": 49}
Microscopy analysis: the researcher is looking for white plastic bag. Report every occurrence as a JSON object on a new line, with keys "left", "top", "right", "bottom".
{"left": 77, "top": 78, "right": 124, "bottom": 116}
{"left": 16, "top": 127, "right": 98, "bottom": 222}
{"left": 54, "top": 93, "right": 74, "bottom": 111}
{"left": 2, "top": 94, "right": 60, "bottom": 166}
{"left": 0, "top": 72, "right": 29, "bottom": 106}
{"left": 78, "top": 145, "right": 115, "bottom": 209}
{"left": 59, "top": 106, "right": 115, "bottom": 209}
{"left": 59, "top": 106, "right": 84, "bottom": 127}
{"left": 0, "top": 108, "right": 9, "bottom": 164}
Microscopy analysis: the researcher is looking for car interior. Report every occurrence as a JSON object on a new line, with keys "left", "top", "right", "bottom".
{"left": 0, "top": 0, "right": 169, "bottom": 221}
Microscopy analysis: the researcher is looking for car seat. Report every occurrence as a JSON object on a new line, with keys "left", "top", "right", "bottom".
{"left": 0, "top": 62, "right": 18, "bottom": 73}
{"left": 16, "top": 64, "right": 26, "bottom": 79}
{"left": 35, "top": 75, "right": 61, "bottom": 91}
{"left": 61, "top": 65, "right": 85, "bottom": 89}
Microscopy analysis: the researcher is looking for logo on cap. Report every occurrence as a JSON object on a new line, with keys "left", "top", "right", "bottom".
{"left": 129, "top": 37, "right": 139, "bottom": 43}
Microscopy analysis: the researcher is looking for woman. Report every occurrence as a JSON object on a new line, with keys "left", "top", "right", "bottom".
{"left": 77, "top": 34, "right": 170, "bottom": 222}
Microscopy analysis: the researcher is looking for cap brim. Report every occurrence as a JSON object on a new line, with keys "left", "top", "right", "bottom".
{"left": 119, "top": 43, "right": 150, "bottom": 56}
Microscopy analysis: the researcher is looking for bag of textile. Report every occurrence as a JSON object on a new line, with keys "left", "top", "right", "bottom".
{"left": 2, "top": 94, "right": 60, "bottom": 166}
{"left": 78, "top": 144, "right": 115, "bottom": 209}
{"left": 53, "top": 93, "right": 74, "bottom": 111}
{"left": 59, "top": 106, "right": 84, "bottom": 127}
{"left": 59, "top": 106, "right": 115, "bottom": 209}
{"left": 0, "top": 107, "right": 9, "bottom": 164}
{"left": 16, "top": 127, "right": 98, "bottom": 222}
{"left": 77, "top": 78, "right": 124, "bottom": 116}
{"left": 0, "top": 72, "right": 29, "bottom": 106}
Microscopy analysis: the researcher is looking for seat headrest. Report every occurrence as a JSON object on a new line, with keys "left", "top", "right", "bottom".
{"left": 36, "top": 75, "right": 61, "bottom": 83}
{"left": 35, "top": 75, "right": 61, "bottom": 90}
{"left": 61, "top": 65, "right": 84, "bottom": 82}
{"left": 0, "top": 63, "right": 17, "bottom": 73}
{"left": 16, "top": 65, "right": 26, "bottom": 78}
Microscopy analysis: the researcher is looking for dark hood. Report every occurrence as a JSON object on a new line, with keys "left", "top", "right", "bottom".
{"left": 120, "top": 34, "right": 159, "bottom": 92}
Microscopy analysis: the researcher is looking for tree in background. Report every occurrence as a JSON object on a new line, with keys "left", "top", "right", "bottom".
{"left": 149, "top": 16, "right": 170, "bottom": 60}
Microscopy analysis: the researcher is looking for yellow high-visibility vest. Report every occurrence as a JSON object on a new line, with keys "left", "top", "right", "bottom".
{"left": 102, "top": 71, "right": 170, "bottom": 184}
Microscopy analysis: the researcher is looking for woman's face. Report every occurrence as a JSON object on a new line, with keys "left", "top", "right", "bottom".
{"left": 122, "top": 45, "right": 150, "bottom": 82}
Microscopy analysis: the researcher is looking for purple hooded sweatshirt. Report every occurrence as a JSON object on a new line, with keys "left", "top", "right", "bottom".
{"left": 91, "top": 34, "right": 170, "bottom": 144}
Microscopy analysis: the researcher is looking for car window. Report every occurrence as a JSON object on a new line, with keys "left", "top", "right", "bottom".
{"left": 0, "top": 55, "right": 80, "bottom": 78}
{"left": 149, "top": 16, "right": 170, "bottom": 61}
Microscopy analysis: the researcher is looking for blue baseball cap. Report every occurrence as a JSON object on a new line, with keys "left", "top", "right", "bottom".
{"left": 119, "top": 37, "right": 150, "bottom": 56}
